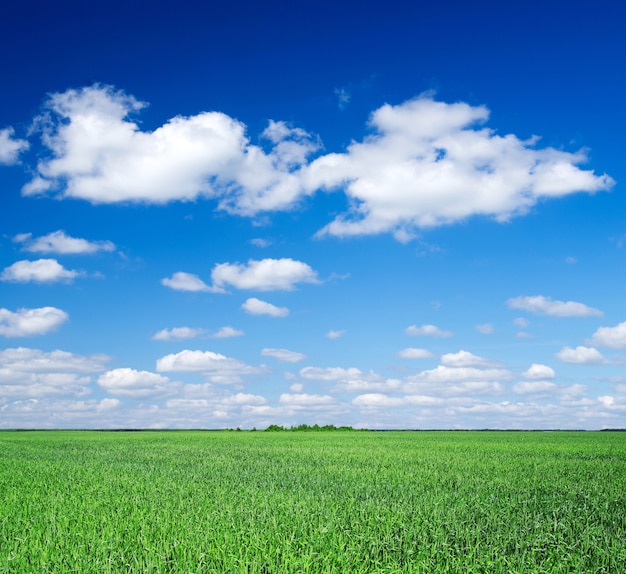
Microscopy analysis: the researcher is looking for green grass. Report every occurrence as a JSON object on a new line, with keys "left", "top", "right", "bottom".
{"left": 1, "top": 431, "right": 625, "bottom": 573}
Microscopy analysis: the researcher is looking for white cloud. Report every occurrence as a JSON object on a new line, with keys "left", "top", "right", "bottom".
{"left": 23, "top": 85, "right": 319, "bottom": 213}
{"left": 522, "top": 363, "right": 556, "bottom": 379}
{"left": 305, "top": 96, "right": 613, "bottom": 238}
{"left": 507, "top": 295, "right": 602, "bottom": 317}
{"left": 405, "top": 324, "right": 452, "bottom": 337}
{"left": 97, "top": 368, "right": 179, "bottom": 398}
{"left": 513, "top": 380, "right": 557, "bottom": 395}
{"left": 397, "top": 348, "right": 434, "bottom": 359}
{"left": 441, "top": 350, "right": 500, "bottom": 368}
{"left": 0, "top": 347, "right": 109, "bottom": 399}
{"left": 156, "top": 349, "right": 267, "bottom": 383}
{"left": 261, "top": 348, "right": 306, "bottom": 363}
{"left": 300, "top": 366, "right": 367, "bottom": 381}
{"left": 326, "top": 329, "right": 346, "bottom": 339}
{"left": 514, "top": 317, "right": 529, "bottom": 328}
{"left": 0, "top": 127, "right": 28, "bottom": 164}
{"left": 161, "top": 272, "right": 211, "bottom": 292}
{"left": 278, "top": 393, "right": 336, "bottom": 406}
{"left": 555, "top": 346, "right": 605, "bottom": 365}
{"left": 475, "top": 323, "right": 494, "bottom": 334}
{"left": 211, "top": 326, "right": 244, "bottom": 338}
{"left": 0, "top": 307, "right": 68, "bottom": 337}
{"left": 152, "top": 327, "right": 206, "bottom": 341}
{"left": 250, "top": 238, "right": 271, "bottom": 248}
{"left": 590, "top": 321, "right": 626, "bottom": 349}
{"left": 241, "top": 298, "right": 289, "bottom": 317}
{"left": 210, "top": 258, "right": 319, "bottom": 292}
{"left": 14, "top": 230, "right": 115, "bottom": 254}
{"left": 1, "top": 259, "right": 79, "bottom": 283}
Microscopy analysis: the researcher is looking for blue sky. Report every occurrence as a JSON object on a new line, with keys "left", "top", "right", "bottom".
{"left": 1, "top": 0, "right": 625, "bottom": 429}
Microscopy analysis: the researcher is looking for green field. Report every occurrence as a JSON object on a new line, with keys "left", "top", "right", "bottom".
{"left": 1, "top": 431, "right": 625, "bottom": 573}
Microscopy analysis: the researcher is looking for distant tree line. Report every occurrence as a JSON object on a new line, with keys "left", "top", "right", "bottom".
{"left": 264, "top": 424, "right": 357, "bottom": 432}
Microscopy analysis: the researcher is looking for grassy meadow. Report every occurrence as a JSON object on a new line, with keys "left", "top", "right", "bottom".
{"left": 0, "top": 430, "right": 625, "bottom": 573}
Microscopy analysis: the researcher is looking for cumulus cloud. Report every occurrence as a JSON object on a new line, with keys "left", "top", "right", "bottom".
{"left": 278, "top": 393, "right": 336, "bottom": 406}
{"left": 97, "top": 368, "right": 179, "bottom": 398}
{"left": 507, "top": 295, "right": 602, "bottom": 317}
{"left": 21, "top": 86, "right": 612, "bottom": 241}
{"left": 14, "top": 230, "right": 115, "bottom": 254}
{"left": 326, "top": 329, "right": 346, "bottom": 339}
{"left": 0, "top": 347, "right": 109, "bottom": 399}
{"left": 513, "top": 380, "right": 557, "bottom": 395}
{"left": 523, "top": 363, "right": 556, "bottom": 379}
{"left": 555, "top": 346, "right": 605, "bottom": 365}
{"left": 152, "top": 327, "right": 206, "bottom": 341}
{"left": 305, "top": 96, "right": 613, "bottom": 238}
{"left": 405, "top": 324, "right": 452, "bottom": 337}
{"left": 0, "top": 127, "right": 28, "bottom": 164}
{"left": 590, "top": 321, "right": 626, "bottom": 349}
{"left": 161, "top": 272, "right": 211, "bottom": 292}
{"left": 300, "top": 366, "right": 368, "bottom": 381}
{"left": 441, "top": 350, "right": 501, "bottom": 368}
{"left": 261, "top": 348, "right": 306, "bottom": 363}
{"left": 1, "top": 259, "right": 80, "bottom": 283}
{"left": 156, "top": 349, "right": 267, "bottom": 383}
{"left": 241, "top": 298, "right": 289, "bottom": 317}
{"left": 397, "top": 348, "right": 434, "bottom": 359}
{"left": 211, "top": 326, "right": 244, "bottom": 338}
{"left": 209, "top": 258, "right": 319, "bottom": 292}
{"left": 0, "top": 307, "right": 68, "bottom": 337}
{"left": 23, "top": 84, "right": 319, "bottom": 213}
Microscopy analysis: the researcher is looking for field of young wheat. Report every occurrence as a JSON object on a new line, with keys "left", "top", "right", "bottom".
{"left": 1, "top": 430, "right": 624, "bottom": 573}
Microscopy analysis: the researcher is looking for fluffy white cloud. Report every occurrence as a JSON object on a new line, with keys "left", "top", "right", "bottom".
{"left": 404, "top": 364, "right": 512, "bottom": 396}
{"left": 161, "top": 272, "right": 211, "bottom": 292}
{"left": 97, "top": 368, "right": 179, "bottom": 398}
{"left": 441, "top": 350, "right": 500, "bottom": 368}
{"left": 352, "top": 393, "right": 443, "bottom": 408}
{"left": 507, "top": 295, "right": 602, "bottom": 317}
{"left": 211, "top": 326, "right": 244, "bottom": 338}
{"left": 210, "top": 258, "right": 319, "bottom": 292}
{"left": 14, "top": 230, "right": 115, "bottom": 254}
{"left": 261, "top": 348, "right": 306, "bottom": 363}
{"left": 590, "top": 321, "right": 626, "bottom": 349}
{"left": 512, "top": 380, "right": 557, "bottom": 395}
{"left": 278, "top": 393, "right": 336, "bottom": 406}
{"left": 405, "top": 324, "right": 452, "bottom": 337}
{"left": 1, "top": 259, "right": 79, "bottom": 283}
{"left": 305, "top": 96, "right": 613, "bottom": 238}
{"left": 522, "top": 363, "right": 556, "bottom": 379}
{"left": 326, "top": 329, "right": 346, "bottom": 339}
{"left": 0, "top": 307, "right": 68, "bottom": 337}
{"left": 397, "top": 348, "right": 434, "bottom": 359}
{"left": 300, "top": 366, "right": 367, "bottom": 381}
{"left": 152, "top": 327, "right": 206, "bottom": 341}
{"left": 0, "top": 347, "right": 109, "bottom": 399}
{"left": 23, "top": 85, "right": 318, "bottom": 213}
{"left": 555, "top": 346, "right": 605, "bottom": 365}
{"left": 156, "top": 349, "right": 267, "bottom": 383}
{"left": 241, "top": 298, "right": 289, "bottom": 317}
{"left": 0, "top": 127, "right": 28, "bottom": 164}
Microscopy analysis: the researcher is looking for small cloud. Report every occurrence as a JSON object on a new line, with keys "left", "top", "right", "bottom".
{"left": 565, "top": 256, "right": 577, "bottom": 264}
{"left": 261, "top": 348, "right": 306, "bottom": 363}
{"left": 1, "top": 259, "right": 80, "bottom": 283}
{"left": 161, "top": 272, "right": 212, "bottom": 292}
{"left": 475, "top": 323, "right": 494, "bottom": 334}
{"left": 241, "top": 297, "right": 289, "bottom": 317}
{"left": 441, "top": 350, "right": 500, "bottom": 368}
{"left": 405, "top": 324, "right": 452, "bottom": 338}
{"left": 97, "top": 368, "right": 179, "bottom": 398}
{"left": 14, "top": 230, "right": 115, "bottom": 255}
{"left": 513, "top": 380, "right": 557, "bottom": 395}
{"left": 397, "top": 348, "right": 434, "bottom": 359}
{"left": 507, "top": 295, "right": 602, "bottom": 317}
{"left": 590, "top": 321, "right": 626, "bottom": 349}
{"left": 0, "top": 306, "right": 69, "bottom": 337}
{"left": 211, "top": 326, "right": 244, "bottom": 339}
{"left": 0, "top": 127, "right": 28, "bottom": 165}
{"left": 250, "top": 238, "right": 271, "bottom": 248}
{"left": 334, "top": 87, "right": 351, "bottom": 110}
{"left": 326, "top": 329, "right": 346, "bottom": 339}
{"left": 514, "top": 317, "right": 529, "bottom": 329}
{"left": 152, "top": 327, "right": 206, "bottom": 341}
{"left": 522, "top": 363, "right": 556, "bottom": 379}
{"left": 289, "top": 382, "right": 304, "bottom": 392}
{"left": 555, "top": 346, "right": 605, "bottom": 365}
